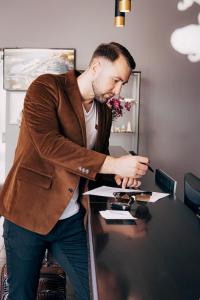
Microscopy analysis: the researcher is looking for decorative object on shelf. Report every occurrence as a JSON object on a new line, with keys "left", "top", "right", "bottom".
{"left": 124, "top": 100, "right": 132, "bottom": 111}
{"left": 107, "top": 97, "right": 132, "bottom": 121}
{"left": 114, "top": 0, "right": 132, "bottom": 27}
{"left": 111, "top": 123, "right": 134, "bottom": 133}
{"left": 114, "top": 126, "right": 121, "bottom": 133}
{"left": 126, "top": 121, "right": 132, "bottom": 132}
{"left": 120, "top": 124, "right": 126, "bottom": 132}
{"left": 3, "top": 48, "right": 75, "bottom": 91}
{"left": 119, "top": 0, "right": 132, "bottom": 12}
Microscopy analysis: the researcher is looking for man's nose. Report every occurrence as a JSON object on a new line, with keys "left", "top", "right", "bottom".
{"left": 113, "top": 82, "right": 123, "bottom": 97}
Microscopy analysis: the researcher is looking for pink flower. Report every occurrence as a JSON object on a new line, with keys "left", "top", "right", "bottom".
{"left": 124, "top": 101, "right": 131, "bottom": 111}
{"left": 107, "top": 97, "right": 131, "bottom": 121}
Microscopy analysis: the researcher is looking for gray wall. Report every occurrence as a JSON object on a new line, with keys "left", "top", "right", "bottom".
{"left": 0, "top": 0, "right": 199, "bottom": 197}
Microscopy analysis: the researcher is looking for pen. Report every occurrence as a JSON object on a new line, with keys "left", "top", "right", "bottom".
{"left": 142, "top": 163, "right": 154, "bottom": 173}
{"left": 129, "top": 151, "right": 154, "bottom": 173}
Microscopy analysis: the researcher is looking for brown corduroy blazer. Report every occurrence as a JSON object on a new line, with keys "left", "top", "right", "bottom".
{"left": 0, "top": 70, "right": 112, "bottom": 234}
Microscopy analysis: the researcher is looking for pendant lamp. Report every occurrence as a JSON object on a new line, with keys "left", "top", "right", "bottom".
{"left": 119, "top": 0, "right": 131, "bottom": 13}
{"left": 115, "top": 0, "right": 125, "bottom": 27}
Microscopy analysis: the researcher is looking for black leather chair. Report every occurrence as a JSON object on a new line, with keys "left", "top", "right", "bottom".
{"left": 155, "top": 169, "right": 177, "bottom": 195}
{"left": 184, "top": 173, "right": 200, "bottom": 218}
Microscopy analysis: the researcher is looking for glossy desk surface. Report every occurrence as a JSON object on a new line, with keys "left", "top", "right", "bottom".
{"left": 88, "top": 174, "right": 200, "bottom": 300}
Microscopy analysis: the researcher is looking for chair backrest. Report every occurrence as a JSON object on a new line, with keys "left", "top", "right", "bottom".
{"left": 155, "top": 169, "right": 177, "bottom": 195}
{"left": 184, "top": 172, "right": 200, "bottom": 213}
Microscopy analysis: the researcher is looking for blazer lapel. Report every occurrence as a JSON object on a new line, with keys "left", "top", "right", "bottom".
{"left": 64, "top": 71, "right": 112, "bottom": 153}
{"left": 64, "top": 71, "right": 86, "bottom": 147}
{"left": 94, "top": 101, "right": 108, "bottom": 152}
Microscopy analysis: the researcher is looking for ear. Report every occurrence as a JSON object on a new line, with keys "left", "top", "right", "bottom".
{"left": 89, "top": 58, "right": 102, "bottom": 77}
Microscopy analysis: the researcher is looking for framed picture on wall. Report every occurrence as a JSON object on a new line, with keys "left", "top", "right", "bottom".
{"left": 3, "top": 48, "right": 76, "bottom": 91}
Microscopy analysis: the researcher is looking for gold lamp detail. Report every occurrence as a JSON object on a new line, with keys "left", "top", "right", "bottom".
{"left": 115, "top": 0, "right": 125, "bottom": 27}
{"left": 119, "top": 0, "right": 131, "bottom": 13}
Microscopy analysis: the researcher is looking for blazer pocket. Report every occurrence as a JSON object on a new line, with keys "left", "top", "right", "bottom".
{"left": 16, "top": 166, "right": 52, "bottom": 189}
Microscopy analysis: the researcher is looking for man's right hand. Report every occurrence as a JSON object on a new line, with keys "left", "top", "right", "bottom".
{"left": 100, "top": 155, "right": 149, "bottom": 178}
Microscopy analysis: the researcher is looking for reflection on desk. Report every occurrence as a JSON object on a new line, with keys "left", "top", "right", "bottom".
{"left": 88, "top": 186, "right": 200, "bottom": 300}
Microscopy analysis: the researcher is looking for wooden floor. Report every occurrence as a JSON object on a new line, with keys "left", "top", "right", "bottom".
{"left": 0, "top": 217, "right": 75, "bottom": 299}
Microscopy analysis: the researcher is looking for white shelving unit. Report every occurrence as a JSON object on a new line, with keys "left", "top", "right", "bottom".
{"left": 109, "top": 71, "right": 141, "bottom": 153}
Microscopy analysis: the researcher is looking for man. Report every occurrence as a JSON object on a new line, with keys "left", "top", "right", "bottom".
{"left": 0, "top": 42, "right": 148, "bottom": 300}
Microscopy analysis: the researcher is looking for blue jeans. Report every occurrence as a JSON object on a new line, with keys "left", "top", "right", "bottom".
{"left": 3, "top": 207, "right": 89, "bottom": 300}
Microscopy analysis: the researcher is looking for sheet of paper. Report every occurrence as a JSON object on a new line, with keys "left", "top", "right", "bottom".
{"left": 83, "top": 186, "right": 142, "bottom": 198}
{"left": 99, "top": 210, "right": 137, "bottom": 220}
{"left": 149, "top": 192, "right": 170, "bottom": 202}
{"left": 83, "top": 185, "right": 169, "bottom": 202}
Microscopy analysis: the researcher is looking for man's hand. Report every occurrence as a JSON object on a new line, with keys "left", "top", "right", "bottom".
{"left": 115, "top": 175, "right": 141, "bottom": 189}
{"left": 100, "top": 155, "right": 149, "bottom": 179}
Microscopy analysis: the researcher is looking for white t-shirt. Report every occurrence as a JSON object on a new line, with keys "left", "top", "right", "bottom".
{"left": 59, "top": 101, "right": 98, "bottom": 219}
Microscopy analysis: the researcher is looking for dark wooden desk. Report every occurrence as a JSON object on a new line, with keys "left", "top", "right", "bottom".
{"left": 88, "top": 174, "right": 200, "bottom": 300}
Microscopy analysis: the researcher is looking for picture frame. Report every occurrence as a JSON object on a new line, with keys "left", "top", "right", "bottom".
{"left": 3, "top": 48, "right": 76, "bottom": 91}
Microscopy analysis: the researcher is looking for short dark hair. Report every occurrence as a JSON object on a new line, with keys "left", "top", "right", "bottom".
{"left": 91, "top": 42, "right": 136, "bottom": 70}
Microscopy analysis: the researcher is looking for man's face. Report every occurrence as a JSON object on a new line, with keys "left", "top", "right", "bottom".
{"left": 91, "top": 55, "right": 131, "bottom": 103}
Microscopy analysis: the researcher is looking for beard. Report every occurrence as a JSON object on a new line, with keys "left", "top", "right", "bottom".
{"left": 92, "top": 81, "right": 113, "bottom": 104}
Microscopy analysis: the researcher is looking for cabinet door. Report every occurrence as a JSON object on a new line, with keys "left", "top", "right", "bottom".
{"left": 109, "top": 71, "right": 141, "bottom": 153}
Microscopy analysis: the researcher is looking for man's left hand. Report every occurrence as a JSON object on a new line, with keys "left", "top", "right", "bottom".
{"left": 114, "top": 175, "right": 141, "bottom": 189}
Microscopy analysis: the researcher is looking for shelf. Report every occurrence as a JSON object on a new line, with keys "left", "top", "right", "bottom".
{"left": 120, "top": 98, "right": 137, "bottom": 103}
{"left": 109, "top": 71, "right": 140, "bottom": 153}
{"left": 111, "top": 131, "right": 136, "bottom": 134}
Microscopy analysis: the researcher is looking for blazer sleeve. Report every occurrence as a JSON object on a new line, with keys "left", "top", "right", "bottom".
{"left": 23, "top": 74, "right": 107, "bottom": 181}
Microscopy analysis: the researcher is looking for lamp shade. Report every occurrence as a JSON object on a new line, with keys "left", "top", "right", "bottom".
{"left": 115, "top": 15, "right": 125, "bottom": 27}
{"left": 119, "top": 0, "right": 131, "bottom": 12}
{"left": 115, "top": 0, "right": 125, "bottom": 27}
